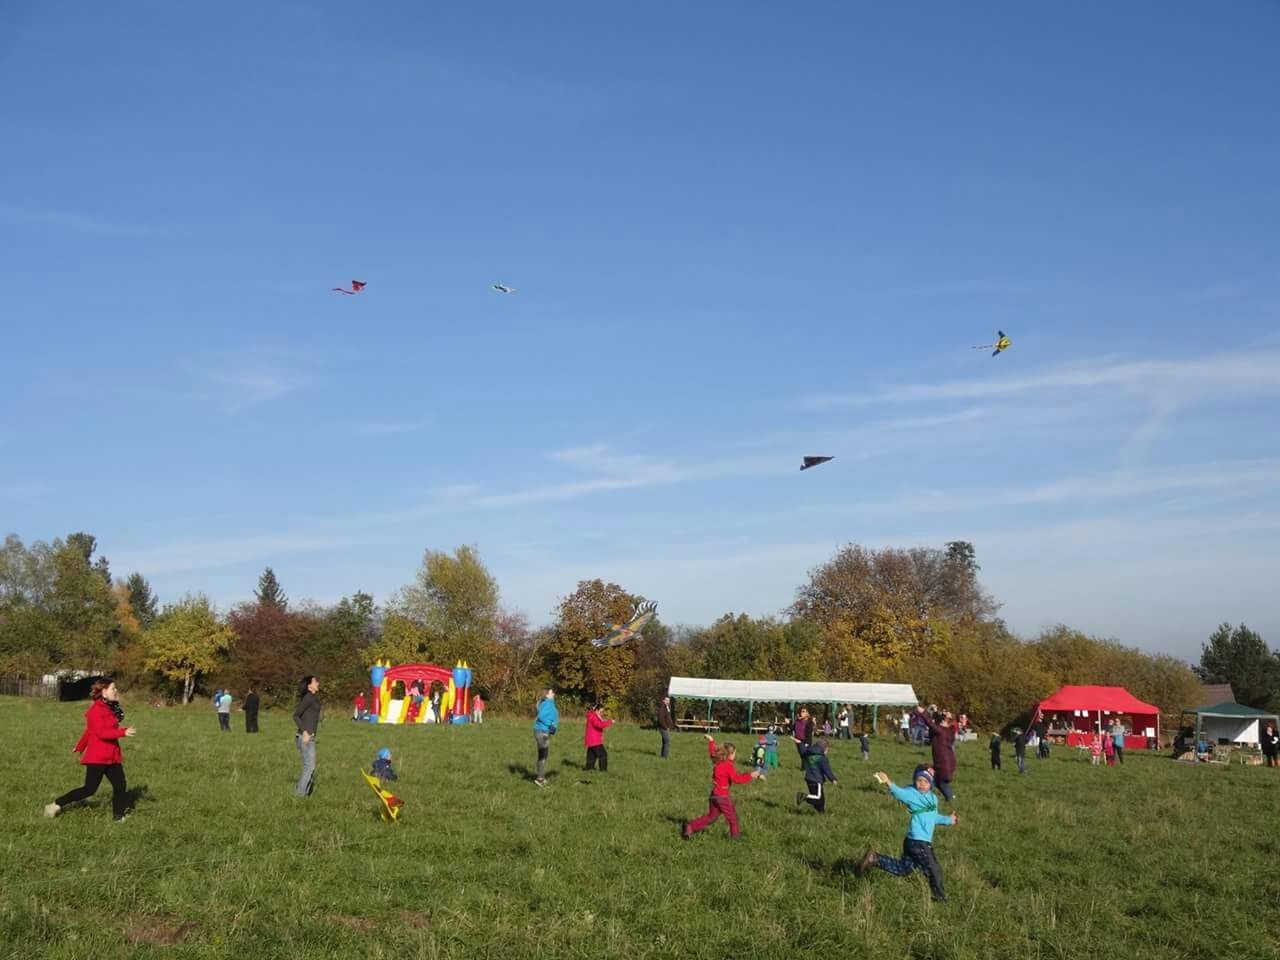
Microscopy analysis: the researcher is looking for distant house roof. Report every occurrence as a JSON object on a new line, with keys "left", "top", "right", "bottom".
{"left": 1194, "top": 683, "right": 1235, "bottom": 710}
{"left": 1193, "top": 701, "right": 1278, "bottom": 721}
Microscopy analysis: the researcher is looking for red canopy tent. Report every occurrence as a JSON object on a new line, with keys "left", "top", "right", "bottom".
{"left": 1037, "top": 685, "right": 1160, "bottom": 749}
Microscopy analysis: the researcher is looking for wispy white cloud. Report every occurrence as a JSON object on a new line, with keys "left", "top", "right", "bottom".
{"left": 352, "top": 419, "right": 431, "bottom": 437}
{"left": 111, "top": 531, "right": 392, "bottom": 576}
{"left": 0, "top": 206, "right": 157, "bottom": 238}
{"left": 801, "top": 349, "right": 1280, "bottom": 410}
{"left": 187, "top": 349, "right": 314, "bottom": 413}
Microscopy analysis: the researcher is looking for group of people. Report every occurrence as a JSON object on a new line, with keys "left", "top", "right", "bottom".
{"left": 351, "top": 687, "right": 486, "bottom": 724}
{"left": 211, "top": 687, "right": 260, "bottom": 733}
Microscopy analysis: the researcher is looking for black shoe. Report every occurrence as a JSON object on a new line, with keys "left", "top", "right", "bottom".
{"left": 795, "top": 792, "right": 804, "bottom": 807}
{"left": 854, "top": 847, "right": 877, "bottom": 877}
{"left": 680, "top": 820, "right": 691, "bottom": 840}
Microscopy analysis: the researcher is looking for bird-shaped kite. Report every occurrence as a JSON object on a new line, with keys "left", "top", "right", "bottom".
{"left": 360, "top": 768, "right": 404, "bottom": 823}
{"left": 590, "top": 601, "right": 658, "bottom": 648}
{"left": 972, "top": 330, "right": 1011, "bottom": 356}
{"left": 332, "top": 280, "right": 367, "bottom": 296}
{"left": 800, "top": 456, "right": 834, "bottom": 471}
{"left": 492, "top": 284, "right": 515, "bottom": 294}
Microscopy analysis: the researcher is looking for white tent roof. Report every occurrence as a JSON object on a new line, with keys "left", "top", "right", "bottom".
{"left": 667, "top": 676, "right": 917, "bottom": 706}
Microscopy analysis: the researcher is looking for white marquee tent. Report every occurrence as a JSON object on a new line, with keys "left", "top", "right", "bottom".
{"left": 666, "top": 676, "right": 918, "bottom": 731}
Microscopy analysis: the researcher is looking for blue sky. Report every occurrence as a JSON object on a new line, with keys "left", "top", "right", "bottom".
{"left": 2, "top": 2, "right": 1278, "bottom": 661}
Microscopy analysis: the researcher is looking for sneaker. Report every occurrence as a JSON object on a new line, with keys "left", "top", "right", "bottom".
{"left": 113, "top": 814, "right": 129, "bottom": 824}
{"left": 680, "top": 820, "right": 691, "bottom": 840}
{"left": 795, "top": 792, "right": 804, "bottom": 807}
{"left": 534, "top": 778, "right": 548, "bottom": 788}
{"left": 43, "top": 803, "right": 60, "bottom": 818}
{"left": 854, "top": 847, "right": 877, "bottom": 877}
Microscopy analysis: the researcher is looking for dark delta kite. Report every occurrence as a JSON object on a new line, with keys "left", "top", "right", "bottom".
{"left": 591, "top": 601, "right": 658, "bottom": 648}
{"left": 492, "top": 284, "right": 515, "bottom": 294}
{"left": 972, "top": 330, "right": 1011, "bottom": 357}
{"left": 332, "top": 280, "right": 367, "bottom": 296}
{"left": 800, "top": 456, "right": 834, "bottom": 471}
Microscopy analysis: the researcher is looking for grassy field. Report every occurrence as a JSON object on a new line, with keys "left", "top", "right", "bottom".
{"left": 2, "top": 696, "right": 1277, "bottom": 960}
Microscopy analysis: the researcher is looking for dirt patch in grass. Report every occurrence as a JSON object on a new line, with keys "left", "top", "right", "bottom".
{"left": 124, "top": 918, "right": 197, "bottom": 945}
{"left": 328, "top": 914, "right": 380, "bottom": 933}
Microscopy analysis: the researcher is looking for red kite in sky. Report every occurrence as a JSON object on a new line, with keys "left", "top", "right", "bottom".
{"left": 332, "top": 280, "right": 367, "bottom": 295}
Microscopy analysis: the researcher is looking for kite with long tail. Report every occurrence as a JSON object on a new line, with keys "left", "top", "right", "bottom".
{"left": 332, "top": 280, "right": 367, "bottom": 296}
{"left": 972, "top": 330, "right": 1011, "bottom": 356}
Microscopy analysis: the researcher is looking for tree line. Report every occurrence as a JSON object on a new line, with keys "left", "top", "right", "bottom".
{"left": 2, "top": 532, "right": 1276, "bottom": 729}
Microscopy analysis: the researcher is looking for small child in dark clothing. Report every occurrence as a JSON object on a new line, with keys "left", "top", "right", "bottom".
{"left": 372, "top": 747, "right": 398, "bottom": 782}
{"left": 794, "top": 738, "right": 837, "bottom": 813}
{"left": 989, "top": 733, "right": 1002, "bottom": 771}
{"left": 859, "top": 732, "right": 871, "bottom": 761}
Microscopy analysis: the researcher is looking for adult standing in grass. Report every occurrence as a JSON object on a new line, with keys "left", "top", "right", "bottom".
{"left": 792, "top": 707, "right": 814, "bottom": 768}
{"left": 1109, "top": 719, "right": 1126, "bottom": 765}
{"left": 533, "top": 688, "right": 558, "bottom": 787}
{"left": 584, "top": 701, "right": 614, "bottom": 773}
{"left": 243, "top": 686, "right": 260, "bottom": 734}
{"left": 1262, "top": 722, "right": 1279, "bottom": 768}
{"left": 217, "top": 689, "right": 233, "bottom": 732}
{"left": 293, "top": 676, "right": 322, "bottom": 796}
{"left": 919, "top": 706, "right": 957, "bottom": 801}
{"left": 656, "top": 696, "right": 675, "bottom": 758}
{"left": 45, "top": 677, "right": 136, "bottom": 823}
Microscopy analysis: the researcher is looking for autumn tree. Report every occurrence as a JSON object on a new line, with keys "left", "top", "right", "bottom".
{"left": 143, "top": 594, "right": 235, "bottom": 703}
{"left": 543, "top": 579, "right": 641, "bottom": 710}
{"left": 387, "top": 545, "right": 502, "bottom": 676}
{"left": 223, "top": 601, "right": 314, "bottom": 706}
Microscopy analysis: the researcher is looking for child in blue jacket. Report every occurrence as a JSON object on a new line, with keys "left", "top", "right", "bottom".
{"left": 371, "top": 747, "right": 397, "bottom": 783}
{"left": 855, "top": 764, "right": 957, "bottom": 901}
{"left": 794, "top": 738, "right": 838, "bottom": 813}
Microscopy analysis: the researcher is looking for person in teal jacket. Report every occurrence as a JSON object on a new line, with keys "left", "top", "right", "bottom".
{"left": 854, "top": 764, "right": 957, "bottom": 901}
{"left": 532, "top": 688, "right": 559, "bottom": 787}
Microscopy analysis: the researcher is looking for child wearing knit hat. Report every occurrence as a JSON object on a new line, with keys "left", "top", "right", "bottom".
{"left": 371, "top": 747, "right": 398, "bottom": 783}
{"left": 854, "top": 764, "right": 957, "bottom": 902}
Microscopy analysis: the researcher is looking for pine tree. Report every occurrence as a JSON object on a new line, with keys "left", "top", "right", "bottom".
{"left": 255, "top": 567, "right": 288, "bottom": 610}
{"left": 126, "top": 572, "right": 159, "bottom": 629}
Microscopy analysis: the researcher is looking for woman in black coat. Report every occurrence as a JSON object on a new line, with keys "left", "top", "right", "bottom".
{"left": 1262, "top": 722, "right": 1279, "bottom": 768}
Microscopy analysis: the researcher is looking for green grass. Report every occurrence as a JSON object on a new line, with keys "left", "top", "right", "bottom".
{"left": 2, "top": 696, "right": 1278, "bottom": 960}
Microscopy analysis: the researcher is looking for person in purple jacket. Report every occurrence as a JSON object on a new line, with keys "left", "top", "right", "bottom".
{"left": 919, "top": 706, "right": 957, "bottom": 801}
{"left": 791, "top": 708, "right": 814, "bottom": 769}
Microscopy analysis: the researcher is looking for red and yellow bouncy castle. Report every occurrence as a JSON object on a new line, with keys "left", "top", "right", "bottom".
{"left": 366, "top": 660, "right": 475, "bottom": 724}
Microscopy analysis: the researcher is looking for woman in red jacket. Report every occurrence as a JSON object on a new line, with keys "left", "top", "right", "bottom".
{"left": 584, "top": 701, "right": 614, "bottom": 772}
{"left": 682, "top": 734, "right": 760, "bottom": 839}
{"left": 45, "top": 677, "right": 136, "bottom": 822}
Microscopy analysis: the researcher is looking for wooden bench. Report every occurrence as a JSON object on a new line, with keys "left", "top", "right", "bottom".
{"left": 676, "top": 719, "right": 721, "bottom": 733}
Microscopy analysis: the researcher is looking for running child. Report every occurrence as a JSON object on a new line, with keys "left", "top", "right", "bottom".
{"left": 795, "top": 737, "right": 838, "bottom": 813}
{"left": 855, "top": 764, "right": 957, "bottom": 902}
{"left": 682, "top": 734, "right": 760, "bottom": 839}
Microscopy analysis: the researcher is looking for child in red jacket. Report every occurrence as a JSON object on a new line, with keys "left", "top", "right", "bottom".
{"left": 584, "top": 702, "right": 614, "bottom": 772}
{"left": 682, "top": 734, "right": 760, "bottom": 839}
{"left": 45, "top": 677, "right": 136, "bottom": 822}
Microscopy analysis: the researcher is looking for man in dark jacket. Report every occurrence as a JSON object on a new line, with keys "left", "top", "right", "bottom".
{"left": 1013, "top": 728, "right": 1028, "bottom": 774}
{"left": 656, "top": 696, "right": 675, "bottom": 758}
{"left": 243, "top": 687, "right": 260, "bottom": 733}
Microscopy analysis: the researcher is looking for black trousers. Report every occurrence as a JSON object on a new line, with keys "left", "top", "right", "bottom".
{"left": 876, "top": 837, "right": 946, "bottom": 901}
{"left": 245, "top": 712, "right": 259, "bottom": 733}
{"left": 803, "top": 779, "right": 825, "bottom": 813}
{"left": 991, "top": 752, "right": 1001, "bottom": 770}
{"left": 218, "top": 713, "right": 230, "bottom": 731}
{"left": 56, "top": 763, "right": 128, "bottom": 819}
{"left": 585, "top": 745, "right": 608, "bottom": 772}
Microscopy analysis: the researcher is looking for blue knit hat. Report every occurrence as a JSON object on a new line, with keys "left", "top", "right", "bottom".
{"left": 377, "top": 747, "right": 392, "bottom": 761}
{"left": 912, "top": 764, "right": 935, "bottom": 786}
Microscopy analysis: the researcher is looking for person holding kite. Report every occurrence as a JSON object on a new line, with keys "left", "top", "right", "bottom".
{"left": 532, "top": 688, "right": 559, "bottom": 787}
{"left": 45, "top": 677, "right": 136, "bottom": 822}
{"left": 584, "top": 702, "right": 614, "bottom": 773}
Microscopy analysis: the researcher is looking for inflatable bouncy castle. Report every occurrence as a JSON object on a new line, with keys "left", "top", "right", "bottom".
{"left": 366, "top": 660, "right": 475, "bottom": 725}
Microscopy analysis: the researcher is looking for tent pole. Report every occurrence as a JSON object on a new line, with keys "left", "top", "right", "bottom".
{"left": 872, "top": 705, "right": 878, "bottom": 735}
{"left": 748, "top": 700, "right": 754, "bottom": 732}
{"left": 708, "top": 698, "right": 714, "bottom": 723}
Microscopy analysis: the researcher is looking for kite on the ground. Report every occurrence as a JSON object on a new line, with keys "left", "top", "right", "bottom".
{"left": 332, "top": 280, "right": 367, "bottom": 296}
{"left": 492, "top": 284, "right": 515, "bottom": 294}
{"left": 972, "top": 330, "right": 1011, "bottom": 356}
{"left": 360, "top": 768, "right": 404, "bottom": 822}
{"left": 800, "top": 456, "right": 834, "bottom": 471}
{"left": 591, "top": 601, "right": 658, "bottom": 648}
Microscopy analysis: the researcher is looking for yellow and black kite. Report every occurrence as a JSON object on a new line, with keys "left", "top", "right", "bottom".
{"left": 973, "top": 330, "right": 1011, "bottom": 357}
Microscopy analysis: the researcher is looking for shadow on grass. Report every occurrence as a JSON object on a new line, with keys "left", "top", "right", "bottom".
{"left": 506, "top": 763, "right": 558, "bottom": 783}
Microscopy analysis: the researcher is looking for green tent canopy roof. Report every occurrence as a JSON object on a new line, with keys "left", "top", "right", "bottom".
{"left": 1193, "top": 701, "right": 1279, "bottom": 721}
